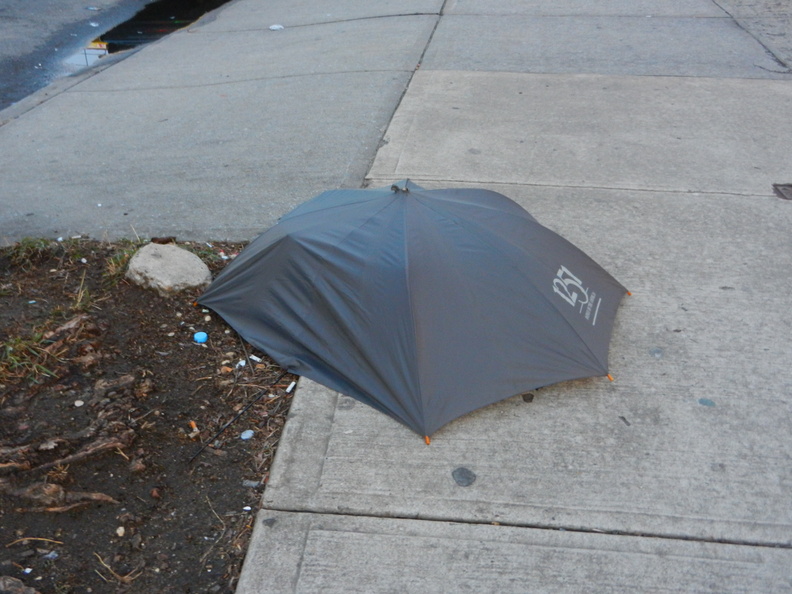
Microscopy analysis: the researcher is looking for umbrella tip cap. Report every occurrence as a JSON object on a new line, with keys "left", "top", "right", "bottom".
{"left": 391, "top": 179, "right": 412, "bottom": 193}
{"left": 607, "top": 373, "right": 615, "bottom": 382}
{"left": 424, "top": 435, "right": 431, "bottom": 445}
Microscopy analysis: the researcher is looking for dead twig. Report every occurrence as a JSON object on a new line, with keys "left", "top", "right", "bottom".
{"left": 131, "top": 409, "right": 156, "bottom": 423}
{"left": 43, "top": 313, "right": 91, "bottom": 338}
{"left": 6, "top": 481, "right": 118, "bottom": 512}
{"left": 0, "top": 461, "right": 31, "bottom": 474}
{"left": 237, "top": 333, "right": 256, "bottom": 375}
{"left": 200, "top": 496, "right": 228, "bottom": 567}
{"left": 93, "top": 553, "right": 144, "bottom": 584}
{"left": 64, "top": 490, "right": 118, "bottom": 504}
{"left": 230, "top": 519, "right": 253, "bottom": 550}
{"left": 18, "top": 500, "right": 104, "bottom": 513}
{"left": 33, "top": 432, "right": 134, "bottom": 473}
{"left": 5, "top": 536, "right": 64, "bottom": 547}
{"left": 0, "top": 444, "right": 34, "bottom": 458}
{"left": 206, "top": 495, "right": 226, "bottom": 531}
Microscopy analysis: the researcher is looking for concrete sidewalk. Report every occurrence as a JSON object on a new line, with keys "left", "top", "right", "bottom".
{"left": 2, "top": 0, "right": 791, "bottom": 591}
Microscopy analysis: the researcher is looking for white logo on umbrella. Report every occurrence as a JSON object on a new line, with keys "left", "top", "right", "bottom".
{"left": 553, "top": 265, "right": 602, "bottom": 326}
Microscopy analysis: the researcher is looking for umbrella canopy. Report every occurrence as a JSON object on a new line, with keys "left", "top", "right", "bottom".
{"left": 198, "top": 181, "right": 627, "bottom": 437}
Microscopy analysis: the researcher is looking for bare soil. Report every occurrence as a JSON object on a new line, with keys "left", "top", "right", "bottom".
{"left": 0, "top": 238, "right": 295, "bottom": 593}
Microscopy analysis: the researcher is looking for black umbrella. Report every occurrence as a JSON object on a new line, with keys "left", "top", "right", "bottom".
{"left": 199, "top": 181, "right": 628, "bottom": 440}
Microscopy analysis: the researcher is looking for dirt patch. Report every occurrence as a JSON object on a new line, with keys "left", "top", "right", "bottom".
{"left": 0, "top": 238, "right": 295, "bottom": 593}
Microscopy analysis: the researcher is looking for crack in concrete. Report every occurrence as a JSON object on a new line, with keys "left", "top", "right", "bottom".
{"left": 190, "top": 12, "right": 443, "bottom": 35}
{"left": 67, "top": 68, "right": 412, "bottom": 93}
{"left": 363, "top": 1, "right": 450, "bottom": 187}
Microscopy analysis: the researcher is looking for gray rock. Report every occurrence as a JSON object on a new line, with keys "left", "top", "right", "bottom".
{"left": 126, "top": 243, "right": 211, "bottom": 297}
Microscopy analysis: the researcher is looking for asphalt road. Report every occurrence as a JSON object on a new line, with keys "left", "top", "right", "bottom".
{"left": 0, "top": 0, "right": 149, "bottom": 110}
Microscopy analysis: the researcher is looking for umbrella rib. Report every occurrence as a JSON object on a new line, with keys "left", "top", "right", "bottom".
{"left": 401, "top": 201, "right": 428, "bottom": 434}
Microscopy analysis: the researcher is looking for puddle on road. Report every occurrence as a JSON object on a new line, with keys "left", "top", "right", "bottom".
{"left": 65, "top": 40, "right": 110, "bottom": 70}
{"left": 65, "top": 0, "right": 231, "bottom": 71}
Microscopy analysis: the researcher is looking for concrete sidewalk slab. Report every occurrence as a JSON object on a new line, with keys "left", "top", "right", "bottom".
{"left": 442, "top": 1, "right": 792, "bottom": 71}
{"left": 0, "top": 71, "right": 410, "bottom": 242}
{"left": 369, "top": 71, "right": 792, "bottom": 195}
{"left": 425, "top": 15, "right": 788, "bottom": 78}
{"left": 263, "top": 185, "right": 792, "bottom": 546}
{"left": 0, "top": 11, "right": 439, "bottom": 243}
{"left": 445, "top": 0, "right": 726, "bottom": 17}
{"left": 237, "top": 510, "right": 792, "bottom": 593}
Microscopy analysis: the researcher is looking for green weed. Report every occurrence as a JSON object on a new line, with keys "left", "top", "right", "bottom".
{"left": 70, "top": 270, "right": 93, "bottom": 312}
{"left": 103, "top": 241, "right": 140, "bottom": 286}
{"left": 0, "top": 333, "right": 59, "bottom": 384}
{"left": 6, "top": 237, "right": 57, "bottom": 268}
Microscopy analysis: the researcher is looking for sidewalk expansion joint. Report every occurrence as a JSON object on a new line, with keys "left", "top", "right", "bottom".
{"left": 365, "top": 0, "right": 449, "bottom": 176}
{"left": 369, "top": 178, "right": 781, "bottom": 199}
{"left": 260, "top": 505, "right": 792, "bottom": 551}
